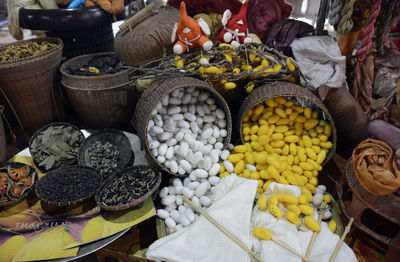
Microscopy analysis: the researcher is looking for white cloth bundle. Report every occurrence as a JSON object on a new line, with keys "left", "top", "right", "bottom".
{"left": 146, "top": 175, "right": 258, "bottom": 262}
{"left": 291, "top": 36, "right": 348, "bottom": 100}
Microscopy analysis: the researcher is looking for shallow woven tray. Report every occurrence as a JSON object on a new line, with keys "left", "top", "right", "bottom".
{"left": 35, "top": 165, "right": 102, "bottom": 207}
{"left": 28, "top": 122, "right": 85, "bottom": 172}
{"left": 95, "top": 165, "right": 162, "bottom": 211}
{"left": 133, "top": 77, "right": 232, "bottom": 177}
{"left": 78, "top": 129, "right": 133, "bottom": 178}
{"left": 0, "top": 162, "right": 38, "bottom": 208}
{"left": 237, "top": 82, "right": 337, "bottom": 165}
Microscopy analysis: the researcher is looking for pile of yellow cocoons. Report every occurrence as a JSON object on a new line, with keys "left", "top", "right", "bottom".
{"left": 219, "top": 96, "right": 333, "bottom": 194}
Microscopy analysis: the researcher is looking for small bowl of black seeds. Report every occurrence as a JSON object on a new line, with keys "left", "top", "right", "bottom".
{"left": 35, "top": 165, "right": 102, "bottom": 206}
{"left": 95, "top": 165, "right": 162, "bottom": 211}
{"left": 78, "top": 129, "right": 133, "bottom": 179}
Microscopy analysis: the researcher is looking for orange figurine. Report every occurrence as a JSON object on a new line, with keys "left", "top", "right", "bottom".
{"left": 171, "top": 1, "right": 213, "bottom": 55}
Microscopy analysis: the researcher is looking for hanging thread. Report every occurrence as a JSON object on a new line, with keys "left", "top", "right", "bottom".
{"left": 337, "top": 0, "right": 357, "bottom": 34}
{"left": 375, "top": 0, "right": 398, "bottom": 55}
{"left": 329, "top": 0, "right": 343, "bottom": 26}
{"left": 356, "top": 0, "right": 383, "bottom": 63}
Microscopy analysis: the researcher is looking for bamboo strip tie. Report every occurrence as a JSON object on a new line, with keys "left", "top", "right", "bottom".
{"left": 328, "top": 217, "right": 354, "bottom": 262}
{"left": 303, "top": 202, "right": 327, "bottom": 261}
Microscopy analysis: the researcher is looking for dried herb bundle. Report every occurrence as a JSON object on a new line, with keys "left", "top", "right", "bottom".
{"left": 86, "top": 141, "right": 121, "bottom": 178}
{"left": 0, "top": 163, "right": 36, "bottom": 204}
{"left": 35, "top": 167, "right": 101, "bottom": 204}
{"left": 0, "top": 41, "right": 58, "bottom": 63}
{"left": 30, "top": 124, "right": 84, "bottom": 171}
{"left": 98, "top": 166, "right": 160, "bottom": 206}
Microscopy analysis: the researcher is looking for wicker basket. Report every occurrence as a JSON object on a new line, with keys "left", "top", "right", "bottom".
{"left": 114, "top": 6, "right": 180, "bottom": 67}
{"left": 35, "top": 165, "right": 102, "bottom": 207}
{"left": 133, "top": 77, "right": 232, "bottom": 177}
{"left": 0, "top": 37, "right": 63, "bottom": 138}
{"left": 323, "top": 87, "right": 368, "bottom": 146}
{"left": 237, "top": 82, "right": 337, "bottom": 165}
{"left": 95, "top": 165, "right": 162, "bottom": 211}
{"left": 60, "top": 52, "right": 137, "bottom": 129}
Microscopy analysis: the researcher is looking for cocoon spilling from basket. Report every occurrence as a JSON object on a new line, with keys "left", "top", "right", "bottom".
{"left": 219, "top": 82, "right": 337, "bottom": 195}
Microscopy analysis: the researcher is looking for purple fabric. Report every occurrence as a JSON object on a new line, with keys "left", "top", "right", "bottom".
{"left": 264, "top": 19, "right": 315, "bottom": 55}
{"left": 247, "top": 0, "right": 293, "bottom": 39}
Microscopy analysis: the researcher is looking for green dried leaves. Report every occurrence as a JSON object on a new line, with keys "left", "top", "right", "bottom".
{"left": 30, "top": 125, "right": 84, "bottom": 171}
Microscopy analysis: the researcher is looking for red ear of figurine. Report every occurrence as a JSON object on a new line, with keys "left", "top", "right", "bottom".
{"left": 172, "top": 1, "right": 213, "bottom": 54}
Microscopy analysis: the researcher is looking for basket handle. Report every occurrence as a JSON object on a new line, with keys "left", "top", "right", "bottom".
{"left": 0, "top": 88, "right": 29, "bottom": 143}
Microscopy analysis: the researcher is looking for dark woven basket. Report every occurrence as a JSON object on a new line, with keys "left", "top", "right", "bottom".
{"left": 0, "top": 162, "right": 38, "bottom": 208}
{"left": 133, "top": 77, "right": 232, "bottom": 177}
{"left": 323, "top": 87, "right": 369, "bottom": 146}
{"left": 95, "top": 165, "right": 162, "bottom": 211}
{"left": 237, "top": 82, "right": 337, "bottom": 165}
{"left": 0, "top": 37, "right": 63, "bottom": 138}
{"left": 46, "top": 24, "right": 114, "bottom": 59}
{"left": 29, "top": 122, "right": 85, "bottom": 172}
{"left": 77, "top": 129, "right": 133, "bottom": 178}
{"left": 60, "top": 52, "right": 137, "bottom": 129}
{"left": 114, "top": 6, "right": 180, "bottom": 66}
{"left": 35, "top": 165, "right": 102, "bottom": 207}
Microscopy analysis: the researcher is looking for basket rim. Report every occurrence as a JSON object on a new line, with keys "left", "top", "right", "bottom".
{"left": 34, "top": 165, "right": 101, "bottom": 207}
{"left": 0, "top": 162, "right": 38, "bottom": 208}
{"left": 134, "top": 77, "right": 232, "bottom": 177}
{"left": 61, "top": 79, "right": 134, "bottom": 92}
{"left": 28, "top": 122, "right": 85, "bottom": 172}
{"left": 0, "top": 37, "right": 63, "bottom": 68}
{"left": 237, "top": 82, "right": 337, "bottom": 165}
{"left": 95, "top": 165, "right": 162, "bottom": 210}
{"left": 77, "top": 128, "right": 133, "bottom": 176}
{"left": 60, "top": 52, "right": 131, "bottom": 81}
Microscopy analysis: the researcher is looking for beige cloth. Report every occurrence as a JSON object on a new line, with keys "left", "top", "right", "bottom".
{"left": 7, "top": 0, "right": 59, "bottom": 40}
{"left": 351, "top": 138, "right": 400, "bottom": 195}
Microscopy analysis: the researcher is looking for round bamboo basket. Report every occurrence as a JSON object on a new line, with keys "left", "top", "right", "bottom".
{"left": 114, "top": 6, "right": 180, "bottom": 66}
{"left": 133, "top": 77, "right": 232, "bottom": 177}
{"left": 29, "top": 122, "right": 85, "bottom": 172}
{"left": 237, "top": 82, "right": 337, "bottom": 165}
{"left": 60, "top": 52, "right": 137, "bottom": 129}
{"left": 0, "top": 162, "right": 38, "bottom": 208}
{"left": 35, "top": 165, "right": 102, "bottom": 207}
{"left": 0, "top": 37, "right": 63, "bottom": 138}
{"left": 95, "top": 165, "right": 162, "bottom": 211}
{"left": 0, "top": 106, "right": 6, "bottom": 162}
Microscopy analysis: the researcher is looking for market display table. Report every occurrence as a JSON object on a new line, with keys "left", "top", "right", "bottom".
{"left": 0, "top": 131, "right": 154, "bottom": 262}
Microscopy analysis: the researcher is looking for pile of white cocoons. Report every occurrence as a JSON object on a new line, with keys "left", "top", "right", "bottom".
{"left": 156, "top": 175, "right": 223, "bottom": 233}
{"left": 147, "top": 87, "right": 228, "bottom": 176}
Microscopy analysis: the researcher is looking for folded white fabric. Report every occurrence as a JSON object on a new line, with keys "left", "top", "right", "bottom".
{"left": 146, "top": 175, "right": 258, "bottom": 262}
{"left": 290, "top": 36, "right": 347, "bottom": 92}
{"left": 251, "top": 182, "right": 357, "bottom": 262}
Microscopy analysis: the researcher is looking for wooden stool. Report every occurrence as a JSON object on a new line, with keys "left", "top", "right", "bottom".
{"left": 336, "top": 159, "right": 400, "bottom": 262}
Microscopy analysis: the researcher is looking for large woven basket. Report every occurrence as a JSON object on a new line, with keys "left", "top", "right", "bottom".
{"left": 114, "top": 6, "right": 180, "bottom": 66}
{"left": 133, "top": 77, "right": 232, "bottom": 177}
{"left": 0, "top": 37, "right": 63, "bottom": 139}
{"left": 323, "top": 87, "right": 368, "bottom": 146}
{"left": 60, "top": 52, "right": 137, "bottom": 129}
{"left": 237, "top": 82, "right": 337, "bottom": 165}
